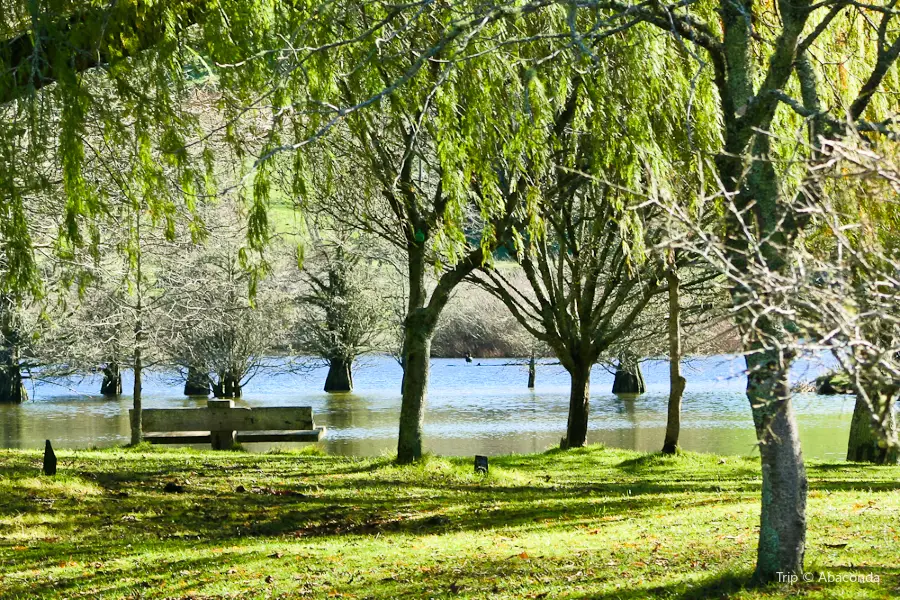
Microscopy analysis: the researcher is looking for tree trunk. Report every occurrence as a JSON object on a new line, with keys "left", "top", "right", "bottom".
{"left": 130, "top": 344, "right": 143, "bottom": 445}
{"left": 101, "top": 362, "right": 122, "bottom": 396}
{"left": 747, "top": 351, "right": 807, "bottom": 583}
{"left": 662, "top": 269, "right": 686, "bottom": 454}
{"left": 397, "top": 324, "right": 432, "bottom": 464}
{"left": 846, "top": 392, "right": 899, "bottom": 464}
{"left": 0, "top": 347, "right": 27, "bottom": 404}
{"left": 324, "top": 357, "right": 353, "bottom": 393}
{"left": 527, "top": 351, "right": 536, "bottom": 389}
{"left": 612, "top": 353, "right": 645, "bottom": 394}
{"left": 562, "top": 362, "right": 591, "bottom": 448}
{"left": 229, "top": 373, "right": 242, "bottom": 398}
{"left": 213, "top": 372, "right": 242, "bottom": 399}
{"left": 130, "top": 212, "right": 144, "bottom": 446}
{"left": 184, "top": 366, "right": 210, "bottom": 396}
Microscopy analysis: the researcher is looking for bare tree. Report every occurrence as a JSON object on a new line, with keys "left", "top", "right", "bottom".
{"left": 292, "top": 237, "right": 388, "bottom": 392}
{"left": 655, "top": 134, "right": 900, "bottom": 466}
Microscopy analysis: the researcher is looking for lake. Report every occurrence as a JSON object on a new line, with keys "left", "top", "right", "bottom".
{"left": 0, "top": 355, "right": 859, "bottom": 460}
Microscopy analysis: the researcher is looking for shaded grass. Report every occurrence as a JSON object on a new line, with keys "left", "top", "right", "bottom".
{"left": 1, "top": 445, "right": 899, "bottom": 598}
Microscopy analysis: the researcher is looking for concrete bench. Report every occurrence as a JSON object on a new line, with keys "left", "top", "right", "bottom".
{"left": 132, "top": 399, "right": 326, "bottom": 450}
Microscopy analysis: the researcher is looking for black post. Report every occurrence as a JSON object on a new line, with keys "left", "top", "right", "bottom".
{"left": 43, "top": 440, "right": 57, "bottom": 476}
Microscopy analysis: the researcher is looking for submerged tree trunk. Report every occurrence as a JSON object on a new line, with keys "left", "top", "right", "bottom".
{"left": 662, "top": 269, "right": 686, "bottom": 454}
{"left": 612, "top": 352, "right": 645, "bottom": 394}
{"left": 183, "top": 366, "right": 210, "bottom": 396}
{"left": 397, "top": 322, "right": 432, "bottom": 464}
{"left": 846, "top": 391, "right": 899, "bottom": 464}
{"left": 0, "top": 349, "right": 27, "bottom": 404}
{"left": 100, "top": 362, "right": 122, "bottom": 396}
{"left": 324, "top": 357, "right": 353, "bottom": 393}
{"left": 747, "top": 351, "right": 807, "bottom": 583}
{"left": 562, "top": 362, "right": 591, "bottom": 448}
{"left": 527, "top": 351, "right": 536, "bottom": 389}
{"left": 213, "top": 372, "right": 242, "bottom": 399}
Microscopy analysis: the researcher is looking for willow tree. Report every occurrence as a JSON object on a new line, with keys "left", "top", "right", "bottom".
{"left": 472, "top": 23, "right": 719, "bottom": 448}
{"left": 545, "top": 0, "right": 900, "bottom": 581}
{"left": 289, "top": 5, "right": 599, "bottom": 463}
{"left": 6, "top": 0, "right": 899, "bottom": 580}
{"left": 4, "top": 2, "right": 554, "bottom": 463}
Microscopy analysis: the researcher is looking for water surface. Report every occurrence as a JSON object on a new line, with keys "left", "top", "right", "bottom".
{"left": 0, "top": 355, "right": 858, "bottom": 460}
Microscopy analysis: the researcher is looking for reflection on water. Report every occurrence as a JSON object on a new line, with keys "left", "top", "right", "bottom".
{"left": 0, "top": 355, "right": 859, "bottom": 460}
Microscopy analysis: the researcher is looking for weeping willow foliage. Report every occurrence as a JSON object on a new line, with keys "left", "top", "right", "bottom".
{"left": 1, "top": 0, "right": 897, "bottom": 301}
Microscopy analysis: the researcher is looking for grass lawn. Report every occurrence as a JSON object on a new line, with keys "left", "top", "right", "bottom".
{"left": 1, "top": 444, "right": 898, "bottom": 599}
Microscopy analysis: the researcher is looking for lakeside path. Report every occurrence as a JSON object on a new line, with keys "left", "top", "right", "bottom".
{"left": 1, "top": 445, "right": 898, "bottom": 598}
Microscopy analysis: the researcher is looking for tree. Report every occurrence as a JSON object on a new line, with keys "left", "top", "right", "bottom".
{"left": 158, "top": 203, "right": 292, "bottom": 401}
{"left": 6, "top": 0, "right": 900, "bottom": 582}
{"left": 293, "top": 6, "right": 594, "bottom": 463}
{"left": 661, "top": 266, "right": 687, "bottom": 454}
{"left": 292, "top": 238, "right": 388, "bottom": 393}
{"left": 532, "top": 0, "right": 900, "bottom": 581}
{"left": 471, "top": 26, "right": 719, "bottom": 447}
{"left": 0, "top": 292, "right": 28, "bottom": 403}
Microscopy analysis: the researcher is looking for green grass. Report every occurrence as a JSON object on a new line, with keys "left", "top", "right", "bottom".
{"left": 1, "top": 445, "right": 899, "bottom": 599}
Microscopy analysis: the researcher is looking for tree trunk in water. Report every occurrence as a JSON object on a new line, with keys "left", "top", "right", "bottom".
{"left": 527, "top": 352, "right": 536, "bottom": 389}
{"left": 130, "top": 346, "right": 143, "bottom": 445}
{"left": 662, "top": 270, "right": 686, "bottom": 454}
{"left": 846, "top": 392, "right": 899, "bottom": 464}
{"left": 183, "top": 366, "right": 210, "bottom": 396}
{"left": 0, "top": 347, "right": 27, "bottom": 404}
{"left": 747, "top": 351, "right": 807, "bottom": 583}
{"left": 397, "top": 326, "right": 431, "bottom": 464}
{"left": 100, "top": 363, "right": 122, "bottom": 396}
{"left": 214, "top": 372, "right": 242, "bottom": 399}
{"left": 324, "top": 357, "right": 353, "bottom": 393}
{"left": 612, "top": 352, "right": 645, "bottom": 394}
{"left": 563, "top": 362, "right": 591, "bottom": 448}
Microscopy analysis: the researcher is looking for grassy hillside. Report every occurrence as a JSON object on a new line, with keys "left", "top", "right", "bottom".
{"left": 1, "top": 445, "right": 898, "bottom": 598}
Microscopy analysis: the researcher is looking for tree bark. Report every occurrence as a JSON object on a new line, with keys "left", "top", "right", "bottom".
{"left": 130, "top": 211, "right": 144, "bottom": 446}
{"left": 324, "top": 357, "right": 353, "bottom": 393}
{"left": 0, "top": 347, "right": 27, "bottom": 404}
{"left": 846, "top": 392, "right": 899, "bottom": 464}
{"left": 183, "top": 366, "right": 210, "bottom": 396}
{"left": 213, "top": 372, "right": 242, "bottom": 399}
{"left": 100, "top": 362, "right": 122, "bottom": 396}
{"left": 397, "top": 323, "right": 432, "bottom": 464}
{"left": 130, "top": 343, "right": 143, "bottom": 445}
{"left": 747, "top": 351, "right": 807, "bottom": 583}
{"left": 662, "top": 269, "right": 686, "bottom": 454}
{"left": 563, "top": 361, "right": 591, "bottom": 448}
{"left": 0, "top": 294, "right": 26, "bottom": 405}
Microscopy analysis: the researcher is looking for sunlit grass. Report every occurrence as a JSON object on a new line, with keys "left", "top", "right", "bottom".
{"left": 0, "top": 445, "right": 898, "bottom": 598}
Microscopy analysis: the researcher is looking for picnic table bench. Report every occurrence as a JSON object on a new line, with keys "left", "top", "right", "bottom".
{"left": 132, "top": 400, "right": 326, "bottom": 450}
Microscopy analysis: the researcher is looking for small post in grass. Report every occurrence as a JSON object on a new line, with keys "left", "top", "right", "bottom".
{"left": 474, "top": 455, "right": 488, "bottom": 474}
{"left": 43, "top": 440, "right": 57, "bottom": 476}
